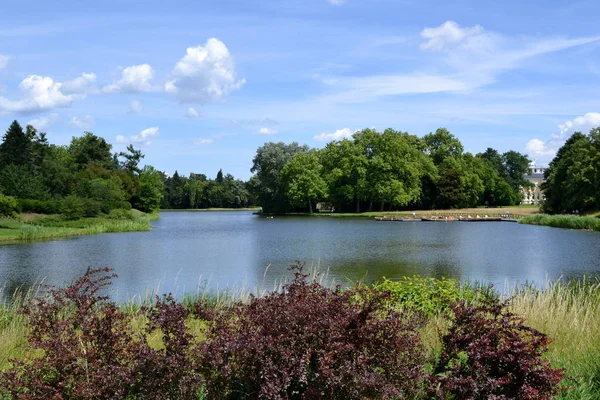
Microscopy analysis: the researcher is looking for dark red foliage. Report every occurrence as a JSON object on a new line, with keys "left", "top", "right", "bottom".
{"left": 0, "top": 264, "right": 567, "bottom": 400}
{"left": 0, "top": 268, "right": 202, "bottom": 400}
{"left": 195, "top": 261, "right": 427, "bottom": 399}
{"left": 429, "top": 299, "right": 566, "bottom": 400}
{"left": 132, "top": 294, "right": 203, "bottom": 399}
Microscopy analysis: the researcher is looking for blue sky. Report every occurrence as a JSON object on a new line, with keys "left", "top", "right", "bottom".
{"left": 1, "top": 0, "right": 600, "bottom": 180}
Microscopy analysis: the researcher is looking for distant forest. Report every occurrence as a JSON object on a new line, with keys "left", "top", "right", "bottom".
{"left": 2, "top": 121, "right": 598, "bottom": 217}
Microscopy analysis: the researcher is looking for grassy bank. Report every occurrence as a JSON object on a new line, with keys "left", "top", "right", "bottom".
{"left": 520, "top": 213, "right": 600, "bottom": 231}
{"left": 0, "top": 211, "right": 159, "bottom": 244}
{"left": 0, "top": 273, "right": 598, "bottom": 398}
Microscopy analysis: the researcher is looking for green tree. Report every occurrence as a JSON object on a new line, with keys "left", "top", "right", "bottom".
{"left": 250, "top": 142, "right": 309, "bottom": 213}
{"left": 320, "top": 139, "right": 368, "bottom": 212}
{"left": 542, "top": 131, "right": 599, "bottom": 213}
{"left": 69, "top": 132, "right": 114, "bottom": 170}
{"left": 0, "top": 120, "right": 32, "bottom": 168}
{"left": 118, "top": 144, "right": 144, "bottom": 174}
{"left": 423, "top": 128, "right": 464, "bottom": 166}
{"left": 502, "top": 150, "right": 531, "bottom": 193}
{"left": 137, "top": 166, "right": 164, "bottom": 212}
{"left": 282, "top": 151, "right": 328, "bottom": 213}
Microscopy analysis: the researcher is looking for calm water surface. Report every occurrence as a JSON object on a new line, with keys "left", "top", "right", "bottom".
{"left": 1, "top": 211, "right": 600, "bottom": 300}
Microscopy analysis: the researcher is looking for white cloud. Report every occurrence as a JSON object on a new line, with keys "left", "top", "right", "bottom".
{"left": 68, "top": 115, "right": 95, "bottom": 130}
{"left": 60, "top": 73, "right": 97, "bottom": 95}
{"left": 116, "top": 126, "right": 159, "bottom": 146}
{"left": 165, "top": 38, "right": 245, "bottom": 103}
{"left": 128, "top": 99, "right": 143, "bottom": 114}
{"left": 27, "top": 113, "right": 58, "bottom": 130}
{"left": 318, "top": 22, "right": 600, "bottom": 105}
{"left": 0, "top": 75, "right": 83, "bottom": 113}
{"left": 256, "top": 127, "right": 278, "bottom": 135}
{"left": 328, "top": 0, "right": 346, "bottom": 4}
{"left": 555, "top": 112, "right": 600, "bottom": 140}
{"left": 320, "top": 74, "right": 467, "bottom": 103}
{"left": 0, "top": 54, "right": 12, "bottom": 69}
{"left": 313, "top": 127, "right": 354, "bottom": 142}
{"left": 420, "top": 21, "right": 485, "bottom": 51}
{"left": 104, "top": 64, "right": 154, "bottom": 93}
{"left": 194, "top": 138, "right": 214, "bottom": 145}
{"left": 186, "top": 107, "right": 199, "bottom": 118}
{"left": 525, "top": 112, "right": 600, "bottom": 163}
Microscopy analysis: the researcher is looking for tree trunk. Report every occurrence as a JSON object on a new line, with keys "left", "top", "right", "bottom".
{"left": 356, "top": 196, "right": 360, "bottom": 213}
{"left": 368, "top": 200, "right": 373, "bottom": 212}
{"left": 308, "top": 198, "right": 313, "bottom": 214}
{"left": 380, "top": 201, "right": 385, "bottom": 211}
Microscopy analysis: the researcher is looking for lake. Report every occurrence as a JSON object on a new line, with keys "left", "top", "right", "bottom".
{"left": 1, "top": 211, "right": 600, "bottom": 301}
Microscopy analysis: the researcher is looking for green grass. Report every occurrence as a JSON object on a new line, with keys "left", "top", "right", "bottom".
{"left": 0, "top": 211, "right": 159, "bottom": 244}
{"left": 520, "top": 214, "right": 600, "bottom": 231}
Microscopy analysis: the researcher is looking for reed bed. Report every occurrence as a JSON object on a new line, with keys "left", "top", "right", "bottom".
{"left": 520, "top": 213, "right": 600, "bottom": 231}
{"left": 0, "top": 212, "right": 159, "bottom": 243}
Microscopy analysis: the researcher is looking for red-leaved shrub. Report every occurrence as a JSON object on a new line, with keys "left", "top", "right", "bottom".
{"left": 194, "top": 261, "right": 427, "bottom": 399}
{"left": 0, "top": 264, "right": 567, "bottom": 400}
{"left": 0, "top": 268, "right": 203, "bottom": 400}
{"left": 429, "top": 299, "right": 566, "bottom": 400}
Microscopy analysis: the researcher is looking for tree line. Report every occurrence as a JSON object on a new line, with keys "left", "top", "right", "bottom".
{"left": 0, "top": 120, "right": 164, "bottom": 218}
{"left": 542, "top": 127, "right": 600, "bottom": 214}
{"left": 161, "top": 169, "right": 254, "bottom": 209}
{"left": 249, "top": 128, "right": 532, "bottom": 213}
{"left": 0, "top": 120, "right": 255, "bottom": 218}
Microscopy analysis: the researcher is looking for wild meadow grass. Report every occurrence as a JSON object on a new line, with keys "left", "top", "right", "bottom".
{"left": 520, "top": 213, "right": 600, "bottom": 231}
{"left": 1, "top": 273, "right": 599, "bottom": 397}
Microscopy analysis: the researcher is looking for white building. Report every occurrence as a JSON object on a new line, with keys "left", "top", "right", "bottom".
{"left": 521, "top": 161, "right": 546, "bottom": 205}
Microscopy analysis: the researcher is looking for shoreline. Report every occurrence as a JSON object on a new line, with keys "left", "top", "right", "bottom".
{"left": 0, "top": 211, "right": 159, "bottom": 245}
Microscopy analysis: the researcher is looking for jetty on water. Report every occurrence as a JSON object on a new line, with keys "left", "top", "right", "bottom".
{"left": 375, "top": 215, "right": 507, "bottom": 222}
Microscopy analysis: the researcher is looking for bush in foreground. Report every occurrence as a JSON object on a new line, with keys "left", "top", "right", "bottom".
{"left": 196, "top": 262, "right": 426, "bottom": 399}
{"left": 0, "top": 265, "right": 567, "bottom": 399}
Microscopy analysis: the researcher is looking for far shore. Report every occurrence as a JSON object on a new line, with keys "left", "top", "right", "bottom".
{"left": 160, "top": 207, "right": 261, "bottom": 212}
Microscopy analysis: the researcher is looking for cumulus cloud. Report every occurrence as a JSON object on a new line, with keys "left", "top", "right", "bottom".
{"left": 104, "top": 64, "right": 155, "bottom": 93}
{"left": 27, "top": 113, "right": 59, "bottom": 130}
{"left": 313, "top": 127, "right": 354, "bottom": 142}
{"left": 128, "top": 99, "right": 143, "bottom": 114}
{"left": 0, "top": 54, "right": 12, "bottom": 69}
{"left": 525, "top": 112, "right": 600, "bottom": 163}
{"left": 68, "top": 115, "right": 95, "bottom": 130}
{"left": 256, "top": 127, "right": 278, "bottom": 135}
{"left": 0, "top": 75, "right": 85, "bottom": 113}
{"left": 116, "top": 126, "right": 159, "bottom": 146}
{"left": 194, "top": 138, "right": 214, "bottom": 145}
{"left": 186, "top": 107, "right": 199, "bottom": 118}
{"left": 420, "top": 21, "right": 485, "bottom": 51}
{"left": 61, "top": 73, "right": 97, "bottom": 95}
{"left": 165, "top": 38, "right": 245, "bottom": 103}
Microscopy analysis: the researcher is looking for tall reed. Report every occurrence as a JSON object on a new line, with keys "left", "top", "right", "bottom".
{"left": 520, "top": 214, "right": 600, "bottom": 231}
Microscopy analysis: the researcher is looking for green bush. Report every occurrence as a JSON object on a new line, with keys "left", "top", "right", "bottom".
{"left": 374, "top": 276, "right": 496, "bottom": 317}
{"left": 0, "top": 193, "right": 19, "bottom": 218}
{"left": 106, "top": 209, "right": 135, "bottom": 220}
{"left": 16, "top": 198, "right": 61, "bottom": 214}
{"left": 60, "top": 195, "right": 86, "bottom": 220}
